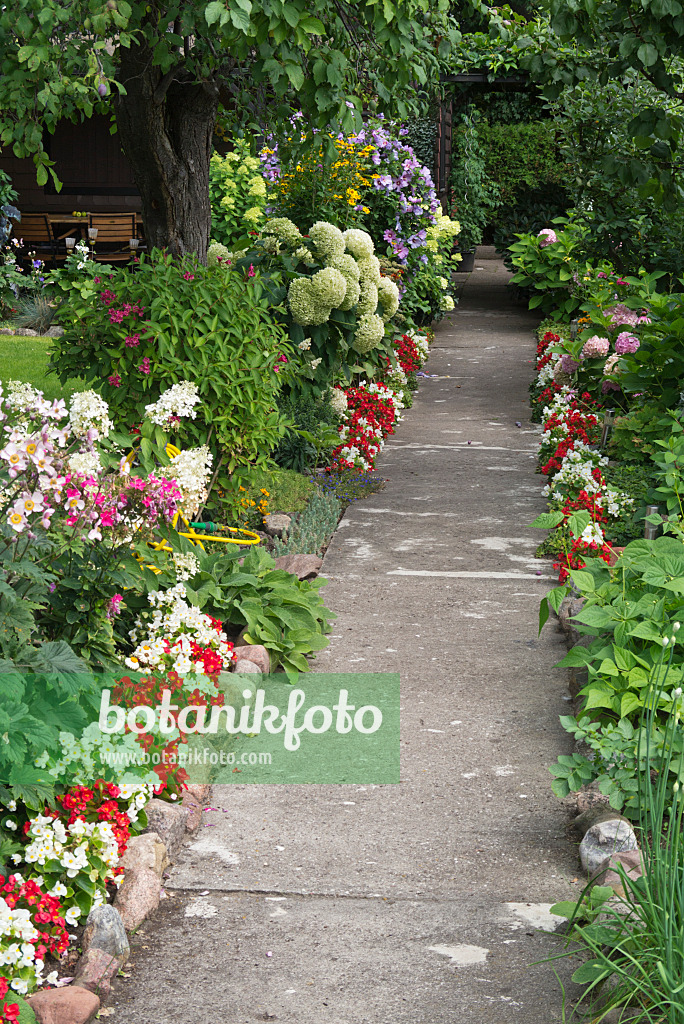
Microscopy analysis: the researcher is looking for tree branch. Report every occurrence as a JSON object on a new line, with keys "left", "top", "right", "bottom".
{"left": 153, "top": 63, "right": 184, "bottom": 104}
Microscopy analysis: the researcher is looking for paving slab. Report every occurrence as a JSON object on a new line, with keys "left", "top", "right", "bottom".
{"left": 110, "top": 260, "right": 583, "bottom": 1024}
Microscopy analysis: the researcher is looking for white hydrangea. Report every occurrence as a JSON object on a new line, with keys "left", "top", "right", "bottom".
{"left": 356, "top": 255, "right": 382, "bottom": 286}
{"left": 68, "top": 390, "right": 113, "bottom": 440}
{"left": 339, "top": 277, "right": 361, "bottom": 312}
{"left": 288, "top": 277, "right": 330, "bottom": 327}
{"left": 357, "top": 279, "right": 379, "bottom": 316}
{"left": 68, "top": 450, "right": 102, "bottom": 477}
{"left": 377, "top": 276, "right": 400, "bottom": 321}
{"left": 353, "top": 313, "right": 385, "bottom": 354}
{"left": 164, "top": 446, "right": 212, "bottom": 520}
{"left": 145, "top": 381, "right": 200, "bottom": 427}
{"left": 310, "top": 266, "right": 347, "bottom": 308}
{"left": 328, "top": 253, "right": 360, "bottom": 282}
{"left": 264, "top": 217, "right": 302, "bottom": 246}
{"left": 207, "top": 242, "right": 232, "bottom": 266}
{"left": 342, "top": 228, "right": 374, "bottom": 259}
{"left": 329, "top": 388, "right": 348, "bottom": 416}
{"left": 441, "top": 294, "right": 455, "bottom": 312}
{"left": 309, "top": 221, "right": 346, "bottom": 259}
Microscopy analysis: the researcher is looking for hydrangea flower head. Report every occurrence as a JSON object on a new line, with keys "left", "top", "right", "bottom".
{"left": 538, "top": 228, "right": 558, "bottom": 247}
{"left": 614, "top": 331, "right": 640, "bottom": 355}
{"left": 581, "top": 335, "right": 610, "bottom": 359}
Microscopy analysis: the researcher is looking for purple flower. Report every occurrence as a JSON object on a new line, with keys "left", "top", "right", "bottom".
{"left": 615, "top": 332, "right": 640, "bottom": 355}
{"left": 561, "top": 354, "right": 580, "bottom": 373}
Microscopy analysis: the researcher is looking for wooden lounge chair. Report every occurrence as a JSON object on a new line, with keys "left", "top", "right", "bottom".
{"left": 10, "top": 214, "right": 60, "bottom": 267}
{"left": 88, "top": 214, "right": 137, "bottom": 263}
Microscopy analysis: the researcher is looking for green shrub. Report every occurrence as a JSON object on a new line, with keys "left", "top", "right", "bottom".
{"left": 49, "top": 251, "right": 290, "bottom": 513}
{"left": 209, "top": 141, "right": 269, "bottom": 247}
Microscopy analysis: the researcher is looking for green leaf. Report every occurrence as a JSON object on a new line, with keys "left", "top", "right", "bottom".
{"left": 205, "top": 1, "right": 224, "bottom": 26}
{"left": 529, "top": 511, "right": 564, "bottom": 529}
{"left": 637, "top": 42, "right": 659, "bottom": 67}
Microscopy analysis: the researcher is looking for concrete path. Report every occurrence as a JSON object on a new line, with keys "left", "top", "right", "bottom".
{"left": 111, "top": 258, "right": 580, "bottom": 1023}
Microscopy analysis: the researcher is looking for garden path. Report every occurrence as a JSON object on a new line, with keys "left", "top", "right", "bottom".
{"left": 111, "top": 255, "right": 581, "bottom": 1023}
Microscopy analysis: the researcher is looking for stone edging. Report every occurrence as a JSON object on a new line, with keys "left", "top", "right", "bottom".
{"left": 26, "top": 783, "right": 211, "bottom": 1024}
{"left": 555, "top": 596, "right": 643, "bottom": 1019}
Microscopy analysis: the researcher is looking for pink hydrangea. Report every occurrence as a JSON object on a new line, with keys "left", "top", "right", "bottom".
{"left": 581, "top": 335, "right": 610, "bottom": 359}
{"left": 560, "top": 354, "right": 580, "bottom": 373}
{"left": 604, "top": 354, "right": 620, "bottom": 375}
{"left": 604, "top": 303, "right": 638, "bottom": 328}
{"left": 615, "top": 332, "right": 640, "bottom": 355}
{"left": 537, "top": 228, "right": 558, "bottom": 248}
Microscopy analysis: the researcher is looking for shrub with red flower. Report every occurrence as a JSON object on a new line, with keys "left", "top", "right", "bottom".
{"left": 113, "top": 667, "right": 226, "bottom": 797}
{"left": 554, "top": 536, "right": 613, "bottom": 583}
{"left": 0, "top": 978, "right": 19, "bottom": 1023}
{"left": 392, "top": 333, "right": 421, "bottom": 374}
{"left": 57, "top": 780, "right": 135, "bottom": 860}
{"left": 329, "top": 381, "right": 403, "bottom": 472}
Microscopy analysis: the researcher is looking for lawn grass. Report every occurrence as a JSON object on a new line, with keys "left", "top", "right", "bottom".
{"left": 0, "top": 334, "right": 85, "bottom": 401}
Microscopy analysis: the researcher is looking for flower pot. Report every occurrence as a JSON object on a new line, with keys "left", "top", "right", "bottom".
{"left": 606, "top": 545, "right": 625, "bottom": 567}
{"left": 457, "top": 250, "right": 476, "bottom": 273}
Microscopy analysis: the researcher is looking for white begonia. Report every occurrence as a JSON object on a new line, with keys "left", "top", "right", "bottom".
{"left": 310, "top": 267, "right": 347, "bottom": 309}
{"left": 353, "top": 313, "right": 385, "bottom": 354}
{"left": 377, "top": 276, "right": 400, "bottom": 322}
{"left": 126, "top": 583, "right": 233, "bottom": 679}
{"left": 407, "top": 330, "right": 429, "bottom": 362}
{"left": 163, "top": 446, "right": 212, "bottom": 520}
{"left": 356, "top": 254, "right": 382, "bottom": 286}
{"left": 68, "top": 390, "right": 113, "bottom": 440}
{"left": 68, "top": 451, "right": 102, "bottom": 477}
{"left": 342, "top": 228, "right": 374, "bottom": 259}
{"left": 145, "top": 381, "right": 200, "bottom": 426}
{"left": 309, "top": 221, "right": 346, "bottom": 259}
{"left": 329, "top": 388, "right": 348, "bottom": 416}
{"left": 356, "top": 279, "right": 379, "bottom": 317}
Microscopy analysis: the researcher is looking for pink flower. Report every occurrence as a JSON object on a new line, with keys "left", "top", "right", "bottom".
{"left": 278, "top": 353, "right": 288, "bottom": 363}
{"left": 581, "top": 335, "right": 610, "bottom": 359}
{"left": 247, "top": 264, "right": 255, "bottom": 278}
{"left": 637, "top": 315, "right": 651, "bottom": 325}
{"left": 125, "top": 334, "right": 140, "bottom": 347}
{"left": 94, "top": 277, "right": 101, "bottom": 284}
{"left": 597, "top": 271, "right": 608, "bottom": 279}
{"left": 560, "top": 354, "right": 580, "bottom": 373}
{"left": 183, "top": 272, "right": 195, "bottom": 281}
{"left": 138, "top": 358, "right": 151, "bottom": 375}
{"left": 108, "top": 374, "right": 121, "bottom": 387}
{"left": 615, "top": 331, "right": 640, "bottom": 355}
{"left": 106, "top": 593, "right": 124, "bottom": 619}
{"left": 537, "top": 228, "right": 558, "bottom": 248}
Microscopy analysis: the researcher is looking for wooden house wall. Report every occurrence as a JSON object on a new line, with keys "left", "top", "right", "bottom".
{"left": 0, "top": 116, "right": 141, "bottom": 214}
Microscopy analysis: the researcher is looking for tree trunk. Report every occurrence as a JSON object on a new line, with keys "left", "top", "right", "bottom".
{"left": 114, "top": 41, "right": 218, "bottom": 262}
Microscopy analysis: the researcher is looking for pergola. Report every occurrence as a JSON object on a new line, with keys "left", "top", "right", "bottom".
{"left": 434, "top": 70, "right": 529, "bottom": 197}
